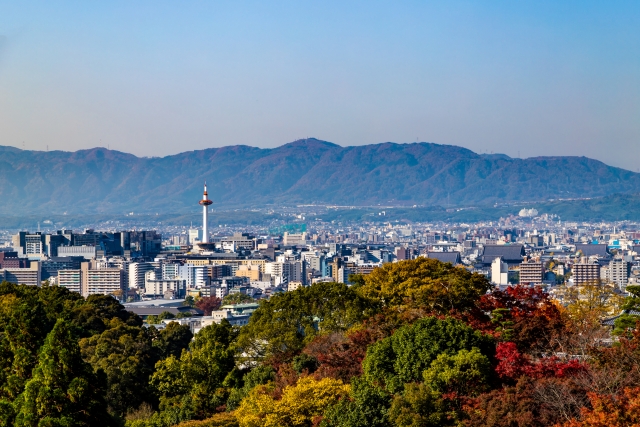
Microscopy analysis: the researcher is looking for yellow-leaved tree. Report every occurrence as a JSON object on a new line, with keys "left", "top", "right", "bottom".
{"left": 357, "top": 257, "right": 491, "bottom": 313}
{"left": 235, "top": 376, "right": 350, "bottom": 427}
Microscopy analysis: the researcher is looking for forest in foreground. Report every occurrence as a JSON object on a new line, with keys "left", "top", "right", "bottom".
{"left": 1, "top": 258, "right": 640, "bottom": 427}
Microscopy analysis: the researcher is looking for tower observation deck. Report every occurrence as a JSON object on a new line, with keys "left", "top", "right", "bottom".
{"left": 199, "top": 183, "right": 213, "bottom": 244}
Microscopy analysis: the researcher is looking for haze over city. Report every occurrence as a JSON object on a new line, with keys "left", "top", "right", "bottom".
{"left": 1, "top": 1, "right": 639, "bottom": 169}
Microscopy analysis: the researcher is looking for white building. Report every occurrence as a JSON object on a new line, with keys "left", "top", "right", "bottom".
{"left": 144, "top": 270, "right": 186, "bottom": 298}
{"left": 58, "top": 245, "right": 96, "bottom": 260}
{"left": 178, "top": 264, "right": 209, "bottom": 288}
{"left": 162, "top": 263, "right": 181, "bottom": 280}
{"left": 58, "top": 269, "right": 81, "bottom": 293}
{"left": 491, "top": 257, "right": 509, "bottom": 286}
{"left": 129, "top": 262, "right": 154, "bottom": 289}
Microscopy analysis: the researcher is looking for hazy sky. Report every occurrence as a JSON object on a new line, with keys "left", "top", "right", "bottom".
{"left": 0, "top": 1, "right": 638, "bottom": 170}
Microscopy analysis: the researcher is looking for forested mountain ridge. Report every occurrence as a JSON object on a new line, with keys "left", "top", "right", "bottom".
{"left": 0, "top": 139, "right": 638, "bottom": 215}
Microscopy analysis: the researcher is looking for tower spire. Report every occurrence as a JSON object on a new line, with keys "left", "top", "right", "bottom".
{"left": 199, "top": 181, "right": 213, "bottom": 244}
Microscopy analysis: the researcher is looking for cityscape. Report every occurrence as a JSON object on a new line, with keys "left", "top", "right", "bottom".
{"left": 1, "top": 2, "right": 639, "bottom": 427}
{"left": 3, "top": 183, "right": 638, "bottom": 325}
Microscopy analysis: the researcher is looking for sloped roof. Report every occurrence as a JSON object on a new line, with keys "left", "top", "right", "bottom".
{"left": 602, "top": 310, "right": 640, "bottom": 326}
{"left": 481, "top": 245, "right": 524, "bottom": 263}
{"left": 426, "top": 252, "right": 461, "bottom": 266}
{"left": 575, "top": 244, "right": 610, "bottom": 258}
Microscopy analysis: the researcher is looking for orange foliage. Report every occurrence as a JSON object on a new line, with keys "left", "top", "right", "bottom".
{"left": 558, "top": 387, "right": 640, "bottom": 427}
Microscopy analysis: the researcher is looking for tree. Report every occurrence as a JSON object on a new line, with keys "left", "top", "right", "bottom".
{"left": 387, "top": 383, "right": 449, "bottom": 427}
{"left": 146, "top": 311, "right": 175, "bottom": 325}
{"left": 474, "top": 285, "right": 566, "bottom": 354}
{"left": 494, "top": 342, "right": 586, "bottom": 383}
{"left": 464, "top": 378, "right": 540, "bottom": 427}
{"left": 558, "top": 387, "right": 640, "bottom": 427}
{"left": 153, "top": 321, "right": 194, "bottom": 359}
{"left": 235, "top": 376, "right": 350, "bottom": 427}
{"left": 14, "top": 319, "right": 114, "bottom": 427}
{"left": 323, "top": 376, "right": 390, "bottom": 427}
{"left": 357, "top": 258, "right": 491, "bottom": 313}
{"left": 560, "top": 282, "right": 623, "bottom": 321}
{"left": 196, "top": 296, "right": 222, "bottom": 316}
{"left": 184, "top": 296, "right": 196, "bottom": 307}
{"left": 226, "top": 365, "right": 276, "bottom": 411}
{"left": 71, "top": 294, "right": 142, "bottom": 336}
{"left": 236, "top": 282, "right": 378, "bottom": 361}
{"left": 613, "top": 285, "right": 640, "bottom": 336}
{"left": 0, "top": 287, "right": 51, "bottom": 404}
{"left": 422, "top": 348, "right": 491, "bottom": 397}
{"left": 362, "top": 317, "right": 494, "bottom": 393}
{"left": 151, "top": 321, "right": 237, "bottom": 422}
{"left": 302, "top": 330, "right": 376, "bottom": 382}
{"left": 221, "top": 293, "right": 254, "bottom": 306}
{"left": 79, "top": 318, "right": 157, "bottom": 417}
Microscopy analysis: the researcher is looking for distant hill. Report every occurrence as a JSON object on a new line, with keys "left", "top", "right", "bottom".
{"left": 0, "top": 138, "right": 639, "bottom": 215}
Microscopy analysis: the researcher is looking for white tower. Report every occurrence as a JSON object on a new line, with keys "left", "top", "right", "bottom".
{"left": 198, "top": 183, "right": 212, "bottom": 244}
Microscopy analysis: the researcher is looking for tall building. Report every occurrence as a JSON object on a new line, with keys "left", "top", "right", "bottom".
{"left": 162, "top": 262, "right": 181, "bottom": 280}
{"left": 573, "top": 261, "right": 601, "bottom": 285}
{"left": 199, "top": 183, "right": 213, "bottom": 244}
{"left": 129, "top": 262, "right": 155, "bottom": 289}
{"left": 330, "top": 258, "right": 343, "bottom": 283}
{"left": 58, "top": 262, "right": 125, "bottom": 297}
{"left": 178, "top": 264, "right": 209, "bottom": 288}
{"left": 602, "top": 258, "right": 631, "bottom": 288}
{"left": 41, "top": 256, "right": 84, "bottom": 280}
{"left": 58, "top": 269, "right": 82, "bottom": 293}
{"left": 519, "top": 258, "right": 544, "bottom": 286}
{"left": 491, "top": 257, "right": 509, "bottom": 285}
{"left": 144, "top": 271, "right": 186, "bottom": 298}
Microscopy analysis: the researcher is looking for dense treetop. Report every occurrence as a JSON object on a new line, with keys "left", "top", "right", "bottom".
{"left": 0, "top": 258, "right": 638, "bottom": 426}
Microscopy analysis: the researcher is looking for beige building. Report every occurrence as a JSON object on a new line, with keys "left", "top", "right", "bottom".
{"left": 58, "top": 262, "right": 125, "bottom": 297}
{"left": 519, "top": 259, "right": 543, "bottom": 286}
{"left": 235, "top": 265, "right": 261, "bottom": 281}
{"left": 288, "top": 281, "right": 304, "bottom": 292}
{"left": 573, "top": 262, "right": 601, "bottom": 285}
{"left": 2, "top": 261, "right": 41, "bottom": 286}
{"left": 283, "top": 232, "right": 308, "bottom": 246}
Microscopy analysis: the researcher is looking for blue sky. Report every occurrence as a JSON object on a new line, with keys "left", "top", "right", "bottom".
{"left": 0, "top": 1, "right": 638, "bottom": 170}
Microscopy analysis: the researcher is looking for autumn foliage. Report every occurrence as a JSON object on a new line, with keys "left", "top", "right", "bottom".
{"left": 2, "top": 258, "right": 639, "bottom": 427}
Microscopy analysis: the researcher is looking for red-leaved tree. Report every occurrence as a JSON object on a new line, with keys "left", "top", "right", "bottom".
{"left": 195, "top": 296, "right": 222, "bottom": 316}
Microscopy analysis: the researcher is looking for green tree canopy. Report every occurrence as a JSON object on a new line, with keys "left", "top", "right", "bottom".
{"left": 221, "top": 293, "right": 254, "bottom": 306}
{"left": 153, "top": 322, "right": 194, "bottom": 359}
{"left": 80, "top": 318, "right": 158, "bottom": 417}
{"left": 614, "top": 285, "right": 640, "bottom": 336}
{"left": 14, "top": 319, "right": 114, "bottom": 427}
{"left": 151, "top": 321, "right": 237, "bottom": 421}
{"left": 236, "top": 282, "right": 378, "bottom": 361}
{"left": 422, "top": 348, "right": 491, "bottom": 397}
{"left": 357, "top": 258, "right": 491, "bottom": 313}
{"left": 362, "top": 317, "right": 494, "bottom": 393}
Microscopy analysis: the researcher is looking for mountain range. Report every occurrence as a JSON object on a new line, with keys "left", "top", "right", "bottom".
{"left": 1, "top": 138, "right": 639, "bottom": 215}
